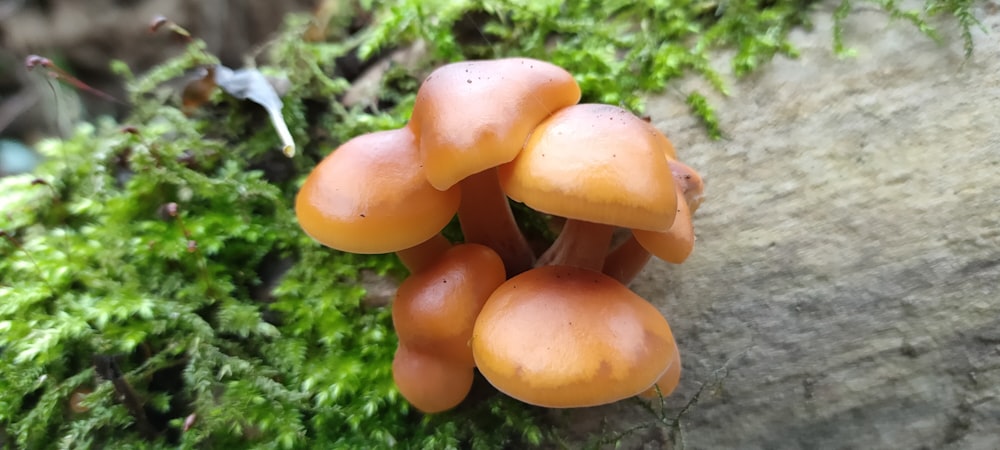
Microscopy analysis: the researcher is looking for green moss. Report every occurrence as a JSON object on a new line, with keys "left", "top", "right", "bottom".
{"left": 0, "top": 0, "right": 982, "bottom": 448}
{"left": 833, "top": 0, "right": 983, "bottom": 57}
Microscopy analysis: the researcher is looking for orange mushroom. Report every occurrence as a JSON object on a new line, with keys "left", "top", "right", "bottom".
{"left": 391, "top": 243, "right": 505, "bottom": 412}
{"left": 639, "top": 340, "right": 682, "bottom": 400}
{"left": 392, "top": 343, "right": 474, "bottom": 413}
{"left": 292, "top": 58, "right": 697, "bottom": 413}
{"left": 498, "top": 104, "right": 677, "bottom": 270}
{"left": 392, "top": 243, "right": 506, "bottom": 367}
{"left": 410, "top": 58, "right": 582, "bottom": 190}
{"left": 409, "top": 58, "right": 582, "bottom": 275}
{"left": 633, "top": 183, "right": 695, "bottom": 263}
{"left": 472, "top": 265, "right": 677, "bottom": 408}
{"left": 295, "top": 127, "right": 460, "bottom": 254}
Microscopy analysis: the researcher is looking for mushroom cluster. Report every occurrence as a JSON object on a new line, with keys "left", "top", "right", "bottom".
{"left": 296, "top": 58, "right": 704, "bottom": 412}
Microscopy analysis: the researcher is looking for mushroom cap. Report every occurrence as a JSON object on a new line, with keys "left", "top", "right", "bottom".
{"left": 295, "top": 127, "right": 461, "bottom": 254}
{"left": 632, "top": 187, "right": 695, "bottom": 264}
{"left": 392, "top": 243, "right": 506, "bottom": 367}
{"left": 392, "top": 344, "right": 474, "bottom": 413}
{"left": 633, "top": 158, "right": 703, "bottom": 263}
{"left": 410, "top": 58, "right": 581, "bottom": 190}
{"left": 652, "top": 122, "right": 679, "bottom": 161}
{"left": 639, "top": 339, "right": 682, "bottom": 400}
{"left": 498, "top": 103, "right": 677, "bottom": 232}
{"left": 472, "top": 265, "right": 675, "bottom": 408}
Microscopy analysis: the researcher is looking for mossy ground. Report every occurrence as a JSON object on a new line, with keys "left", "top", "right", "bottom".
{"left": 0, "top": 0, "right": 980, "bottom": 448}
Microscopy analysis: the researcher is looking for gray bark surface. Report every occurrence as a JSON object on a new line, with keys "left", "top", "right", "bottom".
{"left": 558, "top": 6, "right": 1000, "bottom": 449}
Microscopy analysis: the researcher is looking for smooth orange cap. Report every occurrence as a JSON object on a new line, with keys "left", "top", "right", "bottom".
{"left": 653, "top": 123, "right": 679, "bottom": 161}
{"left": 498, "top": 104, "right": 677, "bottom": 231}
{"left": 472, "top": 265, "right": 675, "bottom": 408}
{"left": 295, "top": 127, "right": 461, "bottom": 254}
{"left": 639, "top": 339, "right": 682, "bottom": 399}
{"left": 392, "top": 244, "right": 506, "bottom": 367}
{"left": 392, "top": 344, "right": 474, "bottom": 413}
{"left": 410, "top": 58, "right": 581, "bottom": 190}
{"left": 633, "top": 188, "right": 695, "bottom": 264}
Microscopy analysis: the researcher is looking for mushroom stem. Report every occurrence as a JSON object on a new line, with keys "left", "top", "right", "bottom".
{"left": 602, "top": 232, "right": 653, "bottom": 285}
{"left": 536, "top": 219, "right": 615, "bottom": 271}
{"left": 604, "top": 160, "right": 704, "bottom": 284}
{"left": 396, "top": 234, "right": 451, "bottom": 273}
{"left": 457, "top": 168, "right": 535, "bottom": 276}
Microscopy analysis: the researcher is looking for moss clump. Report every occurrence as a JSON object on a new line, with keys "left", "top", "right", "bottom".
{"left": 0, "top": 0, "right": 981, "bottom": 448}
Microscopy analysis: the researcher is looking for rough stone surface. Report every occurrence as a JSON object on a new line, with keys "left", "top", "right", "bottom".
{"left": 556, "top": 5, "right": 1000, "bottom": 449}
